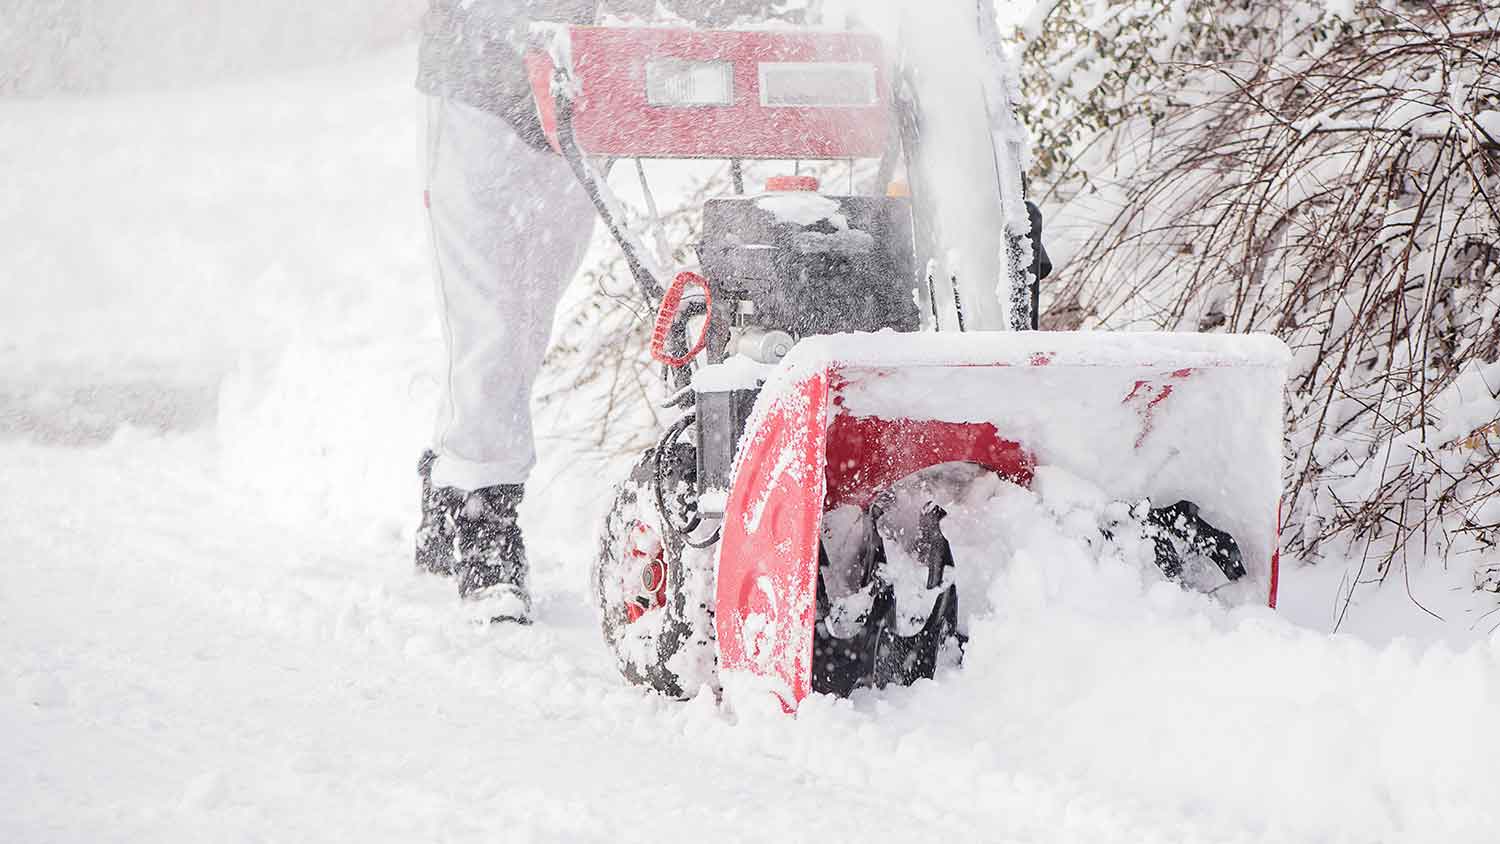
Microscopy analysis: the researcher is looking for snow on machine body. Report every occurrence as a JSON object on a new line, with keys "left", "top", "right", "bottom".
{"left": 524, "top": 20, "right": 1289, "bottom": 711}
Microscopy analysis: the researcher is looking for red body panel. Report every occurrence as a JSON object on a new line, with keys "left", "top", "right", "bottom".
{"left": 824, "top": 413, "right": 1034, "bottom": 509}
{"left": 714, "top": 371, "right": 831, "bottom": 707}
{"left": 527, "top": 27, "right": 890, "bottom": 159}
{"left": 714, "top": 367, "right": 1039, "bottom": 710}
{"left": 716, "top": 356, "right": 1283, "bottom": 713}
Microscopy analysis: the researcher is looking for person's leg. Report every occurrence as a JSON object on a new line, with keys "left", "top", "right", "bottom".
{"left": 426, "top": 97, "right": 595, "bottom": 488}
{"left": 417, "top": 96, "right": 595, "bottom": 618}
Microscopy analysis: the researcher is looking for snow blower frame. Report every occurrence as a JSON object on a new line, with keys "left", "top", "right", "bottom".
{"left": 525, "top": 23, "right": 1288, "bottom": 711}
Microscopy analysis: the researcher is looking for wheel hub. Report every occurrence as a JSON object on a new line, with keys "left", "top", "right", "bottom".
{"left": 623, "top": 520, "right": 668, "bottom": 623}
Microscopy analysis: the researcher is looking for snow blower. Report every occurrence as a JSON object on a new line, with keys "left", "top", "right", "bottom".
{"left": 524, "top": 17, "right": 1289, "bottom": 711}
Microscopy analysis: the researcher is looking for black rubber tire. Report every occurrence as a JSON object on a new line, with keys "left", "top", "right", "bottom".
{"left": 593, "top": 445, "right": 716, "bottom": 698}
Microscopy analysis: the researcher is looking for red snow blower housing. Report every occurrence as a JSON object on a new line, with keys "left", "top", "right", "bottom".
{"left": 524, "top": 22, "right": 1289, "bottom": 711}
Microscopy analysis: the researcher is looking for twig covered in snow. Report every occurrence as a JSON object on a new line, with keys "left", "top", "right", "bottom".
{"left": 1020, "top": 0, "right": 1499, "bottom": 586}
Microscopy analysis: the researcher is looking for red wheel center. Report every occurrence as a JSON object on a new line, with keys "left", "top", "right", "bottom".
{"left": 623, "top": 521, "right": 669, "bottom": 624}
{"left": 642, "top": 559, "right": 666, "bottom": 594}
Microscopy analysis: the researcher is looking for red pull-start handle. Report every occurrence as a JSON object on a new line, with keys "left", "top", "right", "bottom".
{"left": 650, "top": 271, "right": 713, "bottom": 367}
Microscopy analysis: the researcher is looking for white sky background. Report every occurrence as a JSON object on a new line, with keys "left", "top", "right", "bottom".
{"left": 0, "top": 0, "right": 425, "bottom": 95}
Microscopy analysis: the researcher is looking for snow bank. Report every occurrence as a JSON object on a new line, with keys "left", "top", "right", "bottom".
{"left": 717, "top": 458, "right": 1500, "bottom": 843}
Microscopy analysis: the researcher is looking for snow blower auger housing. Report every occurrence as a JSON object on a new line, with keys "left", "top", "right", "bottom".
{"left": 526, "top": 23, "right": 1290, "bottom": 711}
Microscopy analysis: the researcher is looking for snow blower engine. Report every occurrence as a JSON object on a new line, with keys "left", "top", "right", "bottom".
{"left": 524, "top": 22, "right": 1289, "bottom": 710}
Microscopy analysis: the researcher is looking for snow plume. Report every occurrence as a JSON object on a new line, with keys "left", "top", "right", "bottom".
{"left": 1020, "top": 0, "right": 1500, "bottom": 600}
{"left": 816, "top": 0, "right": 1034, "bottom": 329}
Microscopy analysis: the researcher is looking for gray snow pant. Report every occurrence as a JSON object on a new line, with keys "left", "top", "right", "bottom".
{"left": 424, "top": 96, "right": 595, "bottom": 491}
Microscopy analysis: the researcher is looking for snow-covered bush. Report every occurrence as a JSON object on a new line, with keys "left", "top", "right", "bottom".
{"left": 1021, "top": 1, "right": 1499, "bottom": 580}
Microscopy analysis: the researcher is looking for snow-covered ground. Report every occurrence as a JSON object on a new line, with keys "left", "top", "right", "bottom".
{"left": 4, "top": 47, "right": 1499, "bottom": 843}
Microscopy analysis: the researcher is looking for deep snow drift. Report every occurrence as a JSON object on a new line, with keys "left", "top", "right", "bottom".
{"left": 3, "top": 45, "right": 1499, "bottom": 844}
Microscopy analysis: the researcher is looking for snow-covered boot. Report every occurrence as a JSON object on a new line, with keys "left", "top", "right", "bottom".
{"left": 415, "top": 450, "right": 462, "bottom": 576}
{"left": 454, "top": 483, "right": 532, "bottom": 624}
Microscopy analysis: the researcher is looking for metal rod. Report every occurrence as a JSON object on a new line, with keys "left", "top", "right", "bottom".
{"left": 925, "top": 259, "right": 942, "bottom": 330}
{"left": 951, "top": 272, "right": 966, "bottom": 332}
{"left": 635, "top": 157, "right": 674, "bottom": 269}
{"left": 553, "top": 87, "right": 663, "bottom": 304}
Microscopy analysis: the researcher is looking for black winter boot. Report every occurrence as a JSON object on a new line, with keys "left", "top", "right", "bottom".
{"left": 415, "top": 450, "right": 462, "bottom": 576}
{"left": 454, "top": 483, "right": 532, "bottom": 624}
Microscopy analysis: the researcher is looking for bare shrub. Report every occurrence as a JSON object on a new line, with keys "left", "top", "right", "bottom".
{"left": 1023, "top": 0, "right": 1500, "bottom": 579}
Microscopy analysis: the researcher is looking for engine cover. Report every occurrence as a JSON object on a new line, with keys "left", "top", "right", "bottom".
{"left": 696, "top": 193, "right": 919, "bottom": 344}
